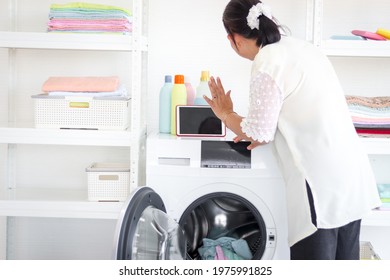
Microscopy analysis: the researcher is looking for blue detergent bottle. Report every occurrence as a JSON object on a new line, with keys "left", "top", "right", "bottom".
{"left": 159, "top": 75, "right": 173, "bottom": 133}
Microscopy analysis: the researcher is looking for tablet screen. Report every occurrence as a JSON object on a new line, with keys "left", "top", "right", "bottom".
{"left": 176, "top": 106, "right": 225, "bottom": 137}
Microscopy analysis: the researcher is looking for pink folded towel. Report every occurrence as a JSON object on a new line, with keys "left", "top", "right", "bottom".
{"left": 42, "top": 76, "right": 120, "bottom": 92}
{"left": 47, "top": 19, "right": 132, "bottom": 32}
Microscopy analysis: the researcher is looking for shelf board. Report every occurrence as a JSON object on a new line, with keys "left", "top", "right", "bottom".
{"left": 0, "top": 126, "right": 132, "bottom": 147}
{"left": 321, "top": 40, "right": 390, "bottom": 57}
{"left": 362, "top": 209, "right": 390, "bottom": 227}
{"left": 1, "top": 128, "right": 388, "bottom": 150}
{"left": 0, "top": 188, "right": 124, "bottom": 219}
{"left": 0, "top": 31, "right": 148, "bottom": 51}
{"left": 1, "top": 187, "right": 389, "bottom": 223}
{"left": 360, "top": 137, "right": 390, "bottom": 155}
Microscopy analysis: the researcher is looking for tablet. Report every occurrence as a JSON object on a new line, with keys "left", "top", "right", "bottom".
{"left": 176, "top": 105, "right": 226, "bottom": 137}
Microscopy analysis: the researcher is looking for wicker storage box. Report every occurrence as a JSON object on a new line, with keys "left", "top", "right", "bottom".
{"left": 86, "top": 162, "right": 130, "bottom": 202}
{"left": 32, "top": 94, "right": 130, "bottom": 130}
{"left": 360, "top": 241, "right": 380, "bottom": 260}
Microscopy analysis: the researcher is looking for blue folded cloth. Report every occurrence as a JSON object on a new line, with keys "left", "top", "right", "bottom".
{"left": 378, "top": 184, "right": 390, "bottom": 199}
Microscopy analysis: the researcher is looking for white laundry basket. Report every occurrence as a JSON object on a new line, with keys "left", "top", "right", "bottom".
{"left": 32, "top": 94, "right": 130, "bottom": 130}
{"left": 360, "top": 241, "right": 380, "bottom": 260}
{"left": 86, "top": 162, "right": 130, "bottom": 202}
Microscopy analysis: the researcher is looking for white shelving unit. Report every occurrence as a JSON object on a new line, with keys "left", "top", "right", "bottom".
{"left": 361, "top": 138, "right": 390, "bottom": 226}
{"left": 307, "top": 0, "right": 390, "bottom": 57}
{"left": 0, "top": 127, "right": 132, "bottom": 146}
{"left": 307, "top": 0, "right": 390, "bottom": 232}
{"left": 361, "top": 138, "right": 390, "bottom": 155}
{"left": 320, "top": 40, "right": 390, "bottom": 57}
{"left": 0, "top": 188, "right": 123, "bottom": 220}
{"left": 0, "top": 0, "right": 148, "bottom": 259}
{"left": 0, "top": 31, "right": 148, "bottom": 51}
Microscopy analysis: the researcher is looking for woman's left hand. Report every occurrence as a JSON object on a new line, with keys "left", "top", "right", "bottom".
{"left": 233, "top": 135, "right": 262, "bottom": 150}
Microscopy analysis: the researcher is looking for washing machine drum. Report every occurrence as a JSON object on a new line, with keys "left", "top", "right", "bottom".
{"left": 114, "top": 187, "right": 268, "bottom": 260}
{"left": 179, "top": 192, "right": 268, "bottom": 260}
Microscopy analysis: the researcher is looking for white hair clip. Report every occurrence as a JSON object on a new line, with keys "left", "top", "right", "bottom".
{"left": 246, "top": 2, "right": 273, "bottom": 30}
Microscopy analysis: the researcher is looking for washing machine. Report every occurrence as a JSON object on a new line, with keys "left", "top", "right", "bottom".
{"left": 113, "top": 132, "right": 290, "bottom": 260}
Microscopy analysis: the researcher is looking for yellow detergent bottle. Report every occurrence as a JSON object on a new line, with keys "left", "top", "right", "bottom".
{"left": 194, "top": 70, "right": 211, "bottom": 105}
{"left": 376, "top": 28, "right": 390, "bottom": 40}
{"left": 170, "top": 74, "right": 187, "bottom": 135}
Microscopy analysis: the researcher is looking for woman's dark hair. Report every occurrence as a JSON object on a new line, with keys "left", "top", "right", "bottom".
{"left": 223, "top": 0, "right": 282, "bottom": 47}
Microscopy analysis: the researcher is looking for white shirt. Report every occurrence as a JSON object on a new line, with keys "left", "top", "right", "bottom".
{"left": 241, "top": 36, "right": 381, "bottom": 246}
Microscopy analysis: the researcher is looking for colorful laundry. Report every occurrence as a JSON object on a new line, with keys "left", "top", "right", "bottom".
{"left": 346, "top": 95, "right": 390, "bottom": 109}
{"left": 198, "top": 237, "right": 253, "bottom": 260}
{"left": 377, "top": 184, "right": 390, "bottom": 210}
{"left": 346, "top": 95, "right": 390, "bottom": 137}
{"left": 214, "top": 245, "right": 227, "bottom": 260}
{"left": 47, "top": 2, "right": 132, "bottom": 34}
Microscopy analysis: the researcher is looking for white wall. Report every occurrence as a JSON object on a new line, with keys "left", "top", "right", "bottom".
{"left": 147, "top": 0, "right": 308, "bottom": 132}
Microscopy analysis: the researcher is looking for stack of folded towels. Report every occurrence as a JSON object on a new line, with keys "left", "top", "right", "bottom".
{"left": 377, "top": 184, "right": 390, "bottom": 210}
{"left": 346, "top": 95, "right": 390, "bottom": 137}
{"left": 47, "top": 2, "right": 132, "bottom": 34}
{"left": 41, "top": 76, "right": 128, "bottom": 97}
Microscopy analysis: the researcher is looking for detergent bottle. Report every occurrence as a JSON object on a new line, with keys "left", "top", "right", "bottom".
{"left": 170, "top": 74, "right": 187, "bottom": 135}
{"left": 185, "top": 76, "right": 195, "bottom": 106}
{"left": 194, "top": 70, "right": 211, "bottom": 105}
{"left": 159, "top": 75, "right": 173, "bottom": 134}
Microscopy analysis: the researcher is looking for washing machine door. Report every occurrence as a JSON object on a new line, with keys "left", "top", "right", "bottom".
{"left": 114, "top": 187, "right": 186, "bottom": 260}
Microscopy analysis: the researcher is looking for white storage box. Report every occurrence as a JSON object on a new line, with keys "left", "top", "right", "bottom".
{"left": 32, "top": 94, "right": 130, "bottom": 130}
{"left": 86, "top": 162, "right": 130, "bottom": 202}
{"left": 360, "top": 241, "right": 380, "bottom": 260}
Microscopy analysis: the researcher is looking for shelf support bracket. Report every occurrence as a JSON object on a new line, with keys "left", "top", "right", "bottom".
{"left": 306, "top": 0, "right": 323, "bottom": 46}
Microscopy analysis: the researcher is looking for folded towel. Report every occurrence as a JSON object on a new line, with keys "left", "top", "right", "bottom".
{"left": 47, "top": 19, "right": 132, "bottom": 32}
{"left": 48, "top": 2, "right": 132, "bottom": 34}
{"left": 377, "top": 184, "right": 390, "bottom": 199}
{"left": 42, "top": 76, "right": 120, "bottom": 92}
{"left": 48, "top": 19, "right": 131, "bottom": 26}
{"left": 50, "top": 2, "right": 132, "bottom": 16}
{"left": 355, "top": 128, "right": 390, "bottom": 135}
{"left": 47, "top": 84, "right": 127, "bottom": 97}
{"left": 346, "top": 95, "right": 390, "bottom": 109}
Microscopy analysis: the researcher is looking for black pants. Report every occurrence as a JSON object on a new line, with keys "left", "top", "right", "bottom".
{"left": 290, "top": 183, "right": 361, "bottom": 260}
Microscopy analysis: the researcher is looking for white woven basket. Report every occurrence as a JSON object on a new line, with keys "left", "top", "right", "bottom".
{"left": 360, "top": 241, "right": 380, "bottom": 260}
{"left": 32, "top": 95, "right": 130, "bottom": 130}
{"left": 86, "top": 162, "right": 130, "bottom": 202}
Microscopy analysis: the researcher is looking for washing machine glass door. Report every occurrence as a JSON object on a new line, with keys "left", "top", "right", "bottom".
{"left": 114, "top": 187, "right": 186, "bottom": 260}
